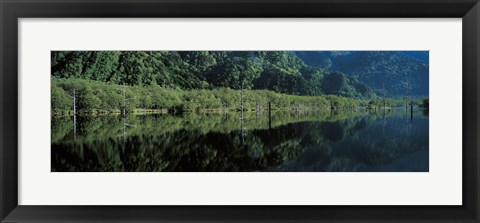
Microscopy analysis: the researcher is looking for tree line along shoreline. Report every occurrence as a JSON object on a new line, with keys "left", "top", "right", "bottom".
{"left": 51, "top": 78, "right": 428, "bottom": 116}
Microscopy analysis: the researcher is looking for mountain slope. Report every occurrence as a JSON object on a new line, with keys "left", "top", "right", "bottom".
{"left": 293, "top": 51, "right": 429, "bottom": 97}
{"left": 51, "top": 51, "right": 374, "bottom": 98}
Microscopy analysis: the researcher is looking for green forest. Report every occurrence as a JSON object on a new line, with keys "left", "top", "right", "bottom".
{"left": 51, "top": 51, "right": 427, "bottom": 114}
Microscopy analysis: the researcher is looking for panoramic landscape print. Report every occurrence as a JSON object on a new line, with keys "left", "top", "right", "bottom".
{"left": 51, "top": 51, "right": 429, "bottom": 172}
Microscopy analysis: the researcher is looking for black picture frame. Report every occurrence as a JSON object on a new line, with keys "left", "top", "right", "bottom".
{"left": 1, "top": 0, "right": 479, "bottom": 222}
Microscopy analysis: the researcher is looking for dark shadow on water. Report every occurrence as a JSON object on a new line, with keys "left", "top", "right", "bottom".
{"left": 51, "top": 108, "right": 429, "bottom": 172}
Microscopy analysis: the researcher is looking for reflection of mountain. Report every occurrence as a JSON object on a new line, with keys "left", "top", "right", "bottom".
{"left": 51, "top": 110, "right": 428, "bottom": 172}
{"left": 271, "top": 113, "right": 429, "bottom": 172}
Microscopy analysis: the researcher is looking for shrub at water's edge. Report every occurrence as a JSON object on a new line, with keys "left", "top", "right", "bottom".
{"left": 52, "top": 78, "right": 428, "bottom": 115}
{"left": 51, "top": 78, "right": 354, "bottom": 114}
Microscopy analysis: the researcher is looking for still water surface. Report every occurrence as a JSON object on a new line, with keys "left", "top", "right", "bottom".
{"left": 51, "top": 109, "right": 429, "bottom": 172}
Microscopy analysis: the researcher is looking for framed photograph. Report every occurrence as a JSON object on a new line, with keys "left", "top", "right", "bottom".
{"left": 1, "top": 0, "right": 479, "bottom": 222}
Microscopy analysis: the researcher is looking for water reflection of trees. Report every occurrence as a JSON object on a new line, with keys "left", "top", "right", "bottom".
{"left": 51, "top": 109, "right": 428, "bottom": 172}
{"left": 272, "top": 112, "right": 428, "bottom": 172}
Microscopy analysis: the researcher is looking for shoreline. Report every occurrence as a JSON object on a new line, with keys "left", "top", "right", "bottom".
{"left": 51, "top": 106, "right": 428, "bottom": 117}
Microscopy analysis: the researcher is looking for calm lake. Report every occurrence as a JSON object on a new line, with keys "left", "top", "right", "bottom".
{"left": 51, "top": 108, "right": 429, "bottom": 172}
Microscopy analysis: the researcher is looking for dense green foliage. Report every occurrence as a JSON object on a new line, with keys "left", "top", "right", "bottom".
{"left": 51, "top": 51, "right": 429, "bottom": 114}
{"left": 52, "top": 78, "right": 365, "bottom": 113}
{"left": 50, "top": 51, "right": 430, "bottom": 172}
{"left": 51, "top": 51, "right": 374, "bottom": 98}
{"left": 294, "top": 51, "right": 429, "bottom": 97}
{"left": 365, "top": 96, "right": 424, "bottom": 109}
